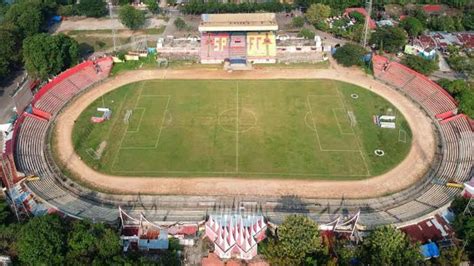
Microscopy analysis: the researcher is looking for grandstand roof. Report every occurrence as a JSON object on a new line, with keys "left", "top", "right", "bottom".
{"left": 199, "top": 13, "right": 278, "bottom": 32}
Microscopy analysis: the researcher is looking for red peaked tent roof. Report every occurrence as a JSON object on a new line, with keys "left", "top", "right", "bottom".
{"left": 422, "top": 5, "right": 442, "bottom": 13}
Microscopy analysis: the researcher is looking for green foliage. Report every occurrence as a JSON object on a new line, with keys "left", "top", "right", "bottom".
{"left": 453, "top": 213, "right": 474, "bottom": 260}
{"left": 295, "top": 0, "right": 363, "bottom": 10}
{"left": 437, "top": 79, "right": 473, "bottom": 117}
{"left": 0, "top": 223, "right": 20, "bottom": 258}
{"left": 18, "top": 215, "right": 67, "bottom": 265}
{"left": 23, "top": 33, "right": 79, "bottom": 80}
{"left": 174, "top": 17, "right": 187, "bottom": 31}
{"left": 146, "top": 0, "right": 160, "bottom": 14}
{"left": 333, "top": 43, "right": 367, "bottom": 67}
{"left": 349, "top": 11, "right": 364, "bottom": 23}
{"left": 261, "top": 215, "right": 324, "bottom": 265}
{"left": 181, "top": 0, "right": 289, "bottom": 15}
{"left": 77, "top": 0, "right": 107, "bottom": 18}
{"left": 57, "top": 4, "right": 76, "bottom": 17}
{"left": 457, "top": 88, "right": 474, "bottom": 118}
{"left": 437, "top": 79, "right": 469, "bottom": 97}
{"left": 463, "top": 11, "right": 474, "bottom": 30}
{"left": 298, "top": 28, "right": 315, "bottom": 39}
{"left": 5, "top": 1, "right": 45, "bottom": 37}
{"left": 429, "top": 16, "right": 464, "bottom": 32}
{"left": 0, "top": 26, "right": 20, "bottom": 80}
{"left": 306, "top": 3, "right": 331, "bottom": 27}
{"left": 401, "top": 54, "right": 439, "bottom": 75}
{"left": 119, "top": 5, "right": 146, "bottom": 30}
{"left": 67, "top": 220, "right": 121, "bottom": 264}
{"left": 447, "top": 53, "right": 474, "bottom": 77}
{"left": 436, "top": 246, "right": 465, "bottom": 266}
{"left": 357, "top": 226, "right": 422, "bottom": 265}
{"left": 370, "top": 26, "right": 408, "bottom": 53}
{"left": 400, "top": 17, "right": 424, "bottom": 37}
{"left": 292, "top": 16, "right": 305, "bottom": 28}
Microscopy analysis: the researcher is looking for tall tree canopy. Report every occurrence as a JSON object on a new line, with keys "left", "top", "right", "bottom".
{"left": 77, "top": 0, "right": 108, "bottom": 18}
{"left": 0, "top": 25, "right": 20, "bottom": 80}
{"left": 370, "top": 26, "right": 408, "bottom": 53}
{"left": 261, "top": 215, "right": 326, "bottom": 265}
{"left": 4, "top": 1, "right": 45, "bottom": 38}
{"left": 17, "top": 215, "right": 67, "bottom": 265}
{"left": 400, "top": 17, "right": 424, "bottom": 37}
{"left": 119, "top": 5, "right": 146, "bottom": 30}
{"left": 305, "top": 3, "right": 331, "bottom": 30}
{"left": 23, "top": 33, "right": 79, "bottom": 79}
{"left": 333, "top": 43, "right": 367, "bottom": 67}
{"left": 357, "top": 226, "right": 422, "bottom": 265}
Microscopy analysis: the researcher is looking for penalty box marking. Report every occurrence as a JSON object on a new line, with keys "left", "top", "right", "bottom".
{"left": 306, "top": 93, "right": 370, "bottom": 176}
{"left": 306, "top": 95, "right": 359, "bottom": 152}
{"left": 120, "top": 95, "right": 171, "bottom": 149}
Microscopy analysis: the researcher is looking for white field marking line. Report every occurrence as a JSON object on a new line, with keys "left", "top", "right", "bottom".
{"left": 306, "top": 96, "right": 323, "bottom": 151}
{"left": 110, "top": 169, "right": 370, "bottom": 177}
{"left": 235, "top": 82, "right": 239, "bottom": 173}
{"left": 111, "top": 82, "right": 146, "bottom": 171}
{"left": 335, "top": 87, "right": 371, "bottom": 176}
{"left": 332, "top": 108, "right": 355, "bottom": 135}
{"left": 126, "top": 107, "right": 145, "bottom": 133}
{"left": 306, "top": 95, "right": 359, "bottom": 152}
{"left": 304, "top": 112, "right": 317, "bottom": 132}
{"left": 120, "top": 95, "right": 171, "bottom": 150}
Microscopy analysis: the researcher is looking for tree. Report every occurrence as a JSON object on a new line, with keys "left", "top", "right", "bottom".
{"left": 401, "top": 54, "right": 439, "bottom": 75}
{"left": 437, "top": 79, "right": 469, "bottom": 97}
{"left": 23, "top": 33, "right": 79, "bottom": 80}
{"left": 457, "top": 88, "right": 474, "bottom": 118}
{"left": 77, "top": 0, "right": 107, "bottom": 18}
{"left": 174, "top": 17, "right": 187, "bottom": 31}
{"left": 17, "top": 215, "right": 67, "bottom": 264}
{"left": 306, "top": 3, "right": 331, "bottom": 29}
{"left": 261, "top": 215, "right": 325, "bottom": 265}
{"left": 298, "top": 28, "right": 315, "bottom": 39}
{"left": 67, "top": 220, "right": 121, "bottom": 264}
{"left": 119, "top": 5, "right": 146, "bottom": 30}
{"left": 291, "top": 16, "right": 305, "bottom": 28}
{"left": 4, "top": 1, "right": 44, "bottom": 37}
{"left": 333, "top": 43, "right": 367, "bottom": 67}
{"left": 463, "top": 11, "right": 474, "bottom": 30}
{"left": 0, "top": 26, "right": 20, "bottom": 80}
{"left": 146, "top": 0, "right": 160, "bottom": 14}
{"left": 400, "top": 17, "right": 424, "bottom": 37}
{"left": 357, "top": 226, "right": 422, "bottom": 265}
{"left": 370, "top": 26, "right": 408, "bottom": 53}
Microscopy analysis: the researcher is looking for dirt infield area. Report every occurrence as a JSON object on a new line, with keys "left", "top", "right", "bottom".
{"left": 53, "top": 64, "right": 436, "bottom": 198}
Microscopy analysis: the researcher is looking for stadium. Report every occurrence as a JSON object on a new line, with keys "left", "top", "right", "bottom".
{"left": 1, "top": 13, "right": 473, "bottom": 237}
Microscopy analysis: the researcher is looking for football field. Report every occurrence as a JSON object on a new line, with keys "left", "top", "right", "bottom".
{"left": 72, "top": 79, "right": 412, "bottom": 179}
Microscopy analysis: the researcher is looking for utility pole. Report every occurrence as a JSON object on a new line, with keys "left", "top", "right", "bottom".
{"left": 362, "top": 0, "right": 372, "bottom": 48}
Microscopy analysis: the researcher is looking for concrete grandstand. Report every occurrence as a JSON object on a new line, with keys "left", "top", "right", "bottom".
{"left": 199, "top": 13, "right": 278, "bottom": 64}
{"left": 0, "top": 53, "right": 472, "bottom": 230}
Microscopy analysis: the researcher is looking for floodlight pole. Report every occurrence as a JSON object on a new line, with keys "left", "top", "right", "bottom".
{"left": 109, "top": 2, "right": 117, "bottom": 52}
{"left": 362, "top": 0, "right": 372, "bottom": 48}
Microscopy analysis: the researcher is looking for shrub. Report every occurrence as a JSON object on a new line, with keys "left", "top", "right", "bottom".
{"left": 174, "top": 17, "right": 187, "bottom": 31}
{"left": 297, "top": 28, "right": 315, "bottom": 39}
{"left": 291, "top": 16, "right": 305, "bottom": 28}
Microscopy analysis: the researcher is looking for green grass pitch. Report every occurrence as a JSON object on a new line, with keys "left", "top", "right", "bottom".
{"left": 72, "top": 79, "right": 412, "bottom": 180}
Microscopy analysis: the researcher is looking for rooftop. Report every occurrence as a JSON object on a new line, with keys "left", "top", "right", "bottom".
{"left": 199, "top": 13, "right": 278, "bottom": 32}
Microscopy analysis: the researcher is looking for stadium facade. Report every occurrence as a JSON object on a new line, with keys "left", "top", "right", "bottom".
{"left": 198, "top": 13, "right": 278, "bottom": 64}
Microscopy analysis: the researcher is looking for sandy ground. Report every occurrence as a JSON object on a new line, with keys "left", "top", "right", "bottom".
{"left": 56, "top": 17, "right": 167, "bottom": 32}
{"left": 54, "top": 64, "right": 436, "bottom": 198}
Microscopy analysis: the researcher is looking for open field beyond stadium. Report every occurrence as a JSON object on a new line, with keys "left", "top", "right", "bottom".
{"left": 73, "top": 79, "right": 411, "bottom": 179}
{"left": 53, "top": 67, "right": 435, "bottom": 198}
